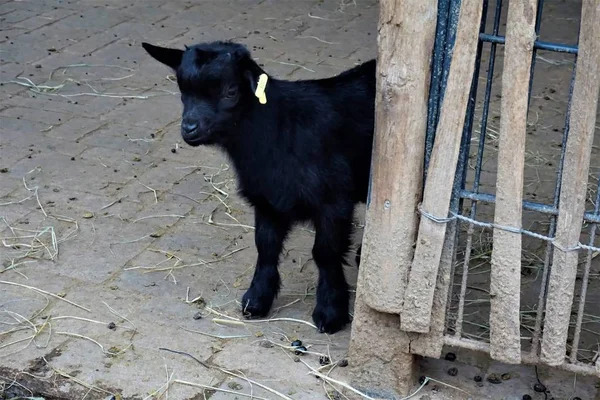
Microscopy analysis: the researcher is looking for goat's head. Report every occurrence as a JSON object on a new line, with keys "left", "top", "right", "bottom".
{"left": 142, "top": 41, "right": 263, "bottom": 146}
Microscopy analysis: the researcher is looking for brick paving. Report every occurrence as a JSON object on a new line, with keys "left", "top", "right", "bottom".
{"left": 3, "top": 1, "right": 598, "bottom": 399}
{"left": 0, "top": 1, "right": 377, "bottom": 398}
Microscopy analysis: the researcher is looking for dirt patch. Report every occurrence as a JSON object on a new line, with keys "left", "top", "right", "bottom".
{"left": 0, "top": 366, "right": 136, "bottom": 400}
{"left": 25, "top": 346, "right": 63, "bottom": 375}
{"left": 1, "top": 367, "right": 76, "bottom": 400}
{"left": 2, "top": 349, "right": 133, "bottom": 400}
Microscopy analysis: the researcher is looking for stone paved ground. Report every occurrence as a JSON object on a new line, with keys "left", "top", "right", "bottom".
{"left": 0, "top": 1, "right": 377, "bottom": 399}
{"left": 1, "top": 1, "right": 598, "bottom": 399}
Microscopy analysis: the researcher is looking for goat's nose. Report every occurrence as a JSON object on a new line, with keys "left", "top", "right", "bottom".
{"left": 181, "top": 120, "right": 198, "bottom": 135}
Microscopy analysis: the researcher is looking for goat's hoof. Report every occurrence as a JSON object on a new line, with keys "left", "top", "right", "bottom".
{"left": 241, "top": 288, "right": 273, "bottom": 318}
{"left": 312, "top": 303, "right": 350, "bottom": 334}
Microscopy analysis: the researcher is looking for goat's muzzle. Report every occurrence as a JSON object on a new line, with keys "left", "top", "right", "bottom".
{"left": 181, "top": 118, "right": 211, "bottom": 146}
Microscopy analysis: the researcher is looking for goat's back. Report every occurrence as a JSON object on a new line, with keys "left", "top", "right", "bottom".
{"left": 227, "top": 60, "right": 376, "bottom": 217}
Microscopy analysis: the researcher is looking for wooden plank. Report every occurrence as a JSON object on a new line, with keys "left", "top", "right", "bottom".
{"left": 408, "top": 220, "right": 458, "bottom": 357}
{"left": 361, "top": 0, "right": 438, "bottom": 313}
{"left": 399, "top": 0, "right": 483, "bottom": 333}
{"left": 541, "top": 0, "right": 600, "bottom": 367}
{"left": 348, "top": 1, "right": 437, "bottom": 395}
{"left": 488, "top": 0, "right": 539, "bottom": 365}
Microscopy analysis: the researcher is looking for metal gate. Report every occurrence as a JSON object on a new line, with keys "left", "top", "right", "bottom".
{"left": 422, "top": 0, "right": 599, "bottom": 375}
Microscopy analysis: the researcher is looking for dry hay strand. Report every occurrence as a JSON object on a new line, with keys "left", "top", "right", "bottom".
{"left": 0, "top": 281, "right": 90, "bottom": 312}
{"left": 191, "top": 163, "right": 257, "bottom": 232}
{"left": 1, "top": 215, "right": 79, "bottom": 274}
{"left": 179, "top": 290, "right": 318, "bottom": 340}
{"left": 0, "top": 169, "right": 79, "bottom": 274}
{"left": 4, "top": 75, "right": 152, "bottom": 99}
{"left": 0, "top": 293, "right": 135, "bottom": 360}
{"left": 535, "top": 54, "right": 573, "bottom": 66}
{"left": 1, "top": 63, "right": 171, "bottom": 100}
{"left": 173, "top": 379, "right": 273, "bottom": 400}
{"left": 157, "top": 347, "right": 294, "bottom": 400}
{"left": 204, "top": 304, "right": 318, "bottom": 330}
{"left": 169, "top": 294, "right": 470, "bottom": 400}
{"left": 0, "top": 170, "right": 48, "bottom": 217}
{"left": 124, "top": 246, "right": 248, "bottom": 284}
{"left": 280, "top": 347, "right": 469, "bottom": 400}
{"left": 261, "top": 58, "right": 316, "bottom": 73}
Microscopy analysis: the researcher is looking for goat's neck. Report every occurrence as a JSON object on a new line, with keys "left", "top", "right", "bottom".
{"left": 221, "top": 89, "right": 284, "bottom": 171}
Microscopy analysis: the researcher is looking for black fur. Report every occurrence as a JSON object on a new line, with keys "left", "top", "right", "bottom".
{"left": 142, "top": 41, "right": 375, "bottom": 333}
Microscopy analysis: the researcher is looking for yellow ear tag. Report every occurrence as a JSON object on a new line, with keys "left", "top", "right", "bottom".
{"left": 254, "top": 73, "right": 268, "bottom": 105}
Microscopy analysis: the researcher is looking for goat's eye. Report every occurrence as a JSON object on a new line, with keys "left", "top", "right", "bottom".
{"left": 224, "top": 87, "right": 238, "bottom": 99}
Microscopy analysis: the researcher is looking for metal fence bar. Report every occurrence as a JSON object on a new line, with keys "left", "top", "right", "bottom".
{"left": 459, "top": 190, "right": 600, "bottom": 223}
{"left": 570, "top": 177, "right": 600, "bottom": 364}
{"left": 425, "top": 0, "right": 452, "bottom": 178}
{"left": 451, "top": 0, "right": 503, "bottom": 338}
{"left": 424, "top": 0, "right": 463, "bottom": 177}
{"left": 527, "top": 0, "right": 546, "bottom": 111}
{"left": 441, "top": 0, "right": 463, "bottom": 332}
{"left": 443, "top": 335, "right": 597, "bottom": 375}
{"left": 450, "top": 0, "right": 490, "bottom": 335}
{"left": 479, "top": 33, "right": 578, "bottom": 54}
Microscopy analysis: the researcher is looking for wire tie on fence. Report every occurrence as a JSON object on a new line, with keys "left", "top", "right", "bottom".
{"left": 417, "top": 203, "right": 456, "bottom": 224}
{"left": 417, "top": 205, "right": 600, "bottom": 253}
{"left": 551, "top": 241, "right": 597, "bottom": 253}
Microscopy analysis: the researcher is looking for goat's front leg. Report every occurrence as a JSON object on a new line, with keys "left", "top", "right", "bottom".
{"left": 242, "top": 208, "right": 291, "bottom": 318}
{"left": 312, "top": 204, "right": 353, "bottom": 333}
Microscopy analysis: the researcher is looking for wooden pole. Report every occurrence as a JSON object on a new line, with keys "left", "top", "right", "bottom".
{"left": 541, "top": 0, "right": 600, "bottom": 367}
{"left": 488, "top": 0, "right": 539, "bottom": 365}
{"left": 399, "top": 0, "right": 483, "bottom": 334}
{"left": 359, "top": 0, "right": 438, "bottom": 314}
{"left": 408, "top": 220, "right": 458, "bottom": 357}
{"left": 349, "top": 0, "right": 437, "bottom": 396}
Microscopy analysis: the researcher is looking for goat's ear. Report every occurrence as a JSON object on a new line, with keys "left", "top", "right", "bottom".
{"left": 244, "top": 70, "right": 259, "bottom": 94}
{"left": 142, "top": 42, "right": 183, "bottom": 70}
{"left": 234, "top": 51, "right": 263, "bottom": 94}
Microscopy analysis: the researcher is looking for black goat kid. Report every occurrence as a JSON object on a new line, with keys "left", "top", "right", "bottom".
{"left": 142, "top": 41, "right": 375, "bottom": 334}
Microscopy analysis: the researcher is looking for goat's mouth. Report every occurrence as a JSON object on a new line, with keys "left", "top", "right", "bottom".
{"left": 181, "top": 130, "right": 214, "bottom": 147}
{"left": 182, "top": 135, "right": 206, "bottom": 146}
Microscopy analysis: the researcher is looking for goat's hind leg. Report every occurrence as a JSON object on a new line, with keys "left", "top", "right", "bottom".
{"left": 242, "top": 209, "right": 290, "bottom": 318}
{"left": 311, "top": 204, "right": 353, "bottom": 333}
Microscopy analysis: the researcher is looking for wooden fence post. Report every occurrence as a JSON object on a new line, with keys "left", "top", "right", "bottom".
{"left": 349, "top": 0, "right": 437, "bottom": 396}
{"left": 489, "top": 0, "right": 538, "bottom": 365}
{"left": 399, "top": 0, "right": 483, "bottom": 333}
{"left": 359, "top": 0, "right": 438, "bottom": 314}
{"left": 541, "top": 0, "right": 600, "bottom": 366}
